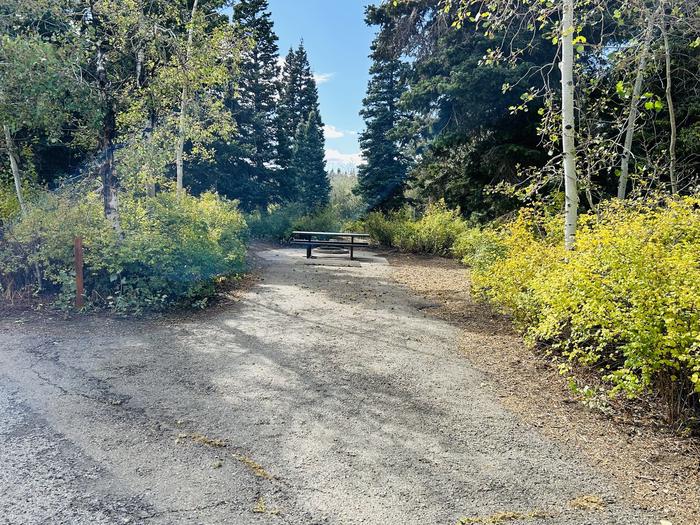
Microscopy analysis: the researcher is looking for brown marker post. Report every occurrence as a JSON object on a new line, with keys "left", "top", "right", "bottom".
{"left": 74, "top": 236, "right": 84, "bottom": 309}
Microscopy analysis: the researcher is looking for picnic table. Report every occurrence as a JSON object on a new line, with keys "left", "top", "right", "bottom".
{"left": 291, "top": 231, "right": 370, "bottom": 260}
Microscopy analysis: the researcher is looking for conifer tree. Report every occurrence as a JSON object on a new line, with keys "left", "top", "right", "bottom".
{"left": 291, "top": 111, "right": 330, "bottom": 209}
{"left": 222, "top": 0, "right": 280, "bottom": 207}
{"left": 275, "top": 47, "right": 302, "bottom": 195}
{"left": 277, "top": 42, "right": 327, "bottom": 205}
{"left": 356, "top": 41, "right": 407, "bottom": 211}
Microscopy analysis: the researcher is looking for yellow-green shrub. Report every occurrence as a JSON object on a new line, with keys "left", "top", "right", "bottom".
{"left": 452, "top": 227, "right": 507, "bottom": 271}
{"left": 359, "top": 201, "right": 469, "bottom": 256}
{"left": 474, "top": 198, "right": 700, "bottom": 422}
{"left": 360, "top": 208, "right": 414, "bottom": 247}
{"left": 394, "top": 201, "right": 469, "bottom": 255}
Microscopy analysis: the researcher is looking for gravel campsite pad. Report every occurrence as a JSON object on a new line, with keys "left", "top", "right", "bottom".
{"left": 0, "top": 246, "right": 663, "bottom": 524}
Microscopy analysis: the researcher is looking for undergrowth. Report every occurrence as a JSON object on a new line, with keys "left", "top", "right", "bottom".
{"left": 353, "top": 197, "right": 700, "bottom": 429}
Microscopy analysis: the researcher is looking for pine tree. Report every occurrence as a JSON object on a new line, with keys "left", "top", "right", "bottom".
{"left": 356, "top": 41, "right": 407, "bottom": 211}
{"left": 220, "top": 0, "right": 280, "bottom": 208}
{"left": 292, "top": 111, "right": 330, "bottom": 209}
{"left": 277, "top": 42, "right": 327, "bottom": 205}
{"left": 275, "top": 47, "right": 302, "bottom": 197}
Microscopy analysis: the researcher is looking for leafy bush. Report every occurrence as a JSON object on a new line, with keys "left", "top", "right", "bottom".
{"left": 0, "top": 182, "right": 21, "bottom": 224}
{"left": 247, "top": 178, "right": 367, "bottom": 241}
{"left": 394, "top": 201, "right": 469, "bottom": 255}
{"left": 1, "top": 190, "right": 248, "bottom": 312}
{"left": 247, "top": 203, "right": 304, "bottom": 241}
{"left": 358, "top": 201, "right": 468, "bottom": 256}
{"left": 474, "top": 198, "right": 700, "bottom": 423}
{"left": 452, "top": 227, "right": 507, "bottom": 271}
{"left": 358, "top": 209, "right": 413, "bottom": 247}
{"left": 247, "top": 204, "right": 344, "bottom": 241}
{"left": 292, "top": 206, "right": 343, "bottom": 233}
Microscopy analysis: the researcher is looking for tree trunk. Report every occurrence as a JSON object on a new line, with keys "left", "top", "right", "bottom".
{"left": 99, "top": 105, "right": 122, "bottom": 234}
{"left": 176, "top": 0, "right": 199, "bottom": 195}
{"left": 561, "top": 0, "right": 578, "bottom": 250}
{"left": 91, "top": 26, "right": 122, "bottom": 232}
{"left": 4, "top": 124, "right": 42, "bottom": 289}
{"left": 662, "top": 26, "right": 678, "bottom": 194}
{"left": 617, "top": 6, "right": 660, "bottom": 199}
{"left": 3, "top": 124, "right": 26, "bottom": 217}
{"left": 145, "top": 110, "right": 157, "bottom": 197}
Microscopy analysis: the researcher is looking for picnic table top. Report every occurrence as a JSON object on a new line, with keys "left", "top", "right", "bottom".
{"left": 292, "top": 231, "right": 370, "bottom": 237}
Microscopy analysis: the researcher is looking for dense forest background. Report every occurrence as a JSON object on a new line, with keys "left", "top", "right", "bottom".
{"left": 0, "top": 0, "right": 329, "bottom": 218}
{"left": 356, "top": 0, "right": 699, "bottom": 219}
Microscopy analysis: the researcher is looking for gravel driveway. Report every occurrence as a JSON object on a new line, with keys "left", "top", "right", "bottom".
{"left": 0, "top": 246, "right": 657, "bottom": 524}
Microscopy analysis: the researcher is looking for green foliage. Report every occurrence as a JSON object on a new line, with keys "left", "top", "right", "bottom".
{"left": 274, "top": 43, "right": 329, "bottom": 207}
{"left": 358, "top": 209, "right": 413, "bottom": 247}
{"left": 0, "top": 181, "right": 21, "bottom": 223}
{"left": 358, "top": 200, "right": 469, "bottom": 256}
{"left": 1, "top": 191, "right": 247, "bottom": 312}
{"left": 452, "top": 227, "right": 506, "bottom": 271}
{"left": 247, "top": 174, "right": 365, "bottom": 240}
{"left": 202, "top": 0, "right": 281, "bottom": 209}
{"left": 356, "top": 38, "right": 408, "bottom": 211}
{"left": 246, "top": 203, "right": 305, "bottom": 241}
{"left": 395, "top": 201, "right": 469, "bottom": 255}
{"left": 246, "top": 203, "right": 340, "bottom": 241}
{"left": 474, "top": 198, "right": 700, "bottom": 423}
{"left": 329, "top": 172, "right": 365, "bottom": 223}
{"left": 292, "top": 207, "right": 342, "bottom": 233}
{"left": 292, "top": 110, "right": 330, "bottom": 210}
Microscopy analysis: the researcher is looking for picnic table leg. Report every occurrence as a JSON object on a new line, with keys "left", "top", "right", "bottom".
{"left": 350, "top": 245, "right": 354, "bottom": 260}
{"left": 307, "top": 245, "right": 312, "bottom": 258}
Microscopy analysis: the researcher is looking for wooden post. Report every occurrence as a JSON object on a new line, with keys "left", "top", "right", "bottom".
{"left": 74, "top": 236, "right": 85, "bottom": 309}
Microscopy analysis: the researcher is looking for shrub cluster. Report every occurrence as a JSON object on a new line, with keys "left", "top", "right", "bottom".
{"left": 1, "top": 191, "right": 248, "bottom": 312}
{"left": 359, "top": 201, "right": 467, "bottom": 256}
{"left": 246, "top": 178, "right": 366, "bottom": 241}
{"left": 473, "top": 198, "right": 700, "bottom": 424}
{"left": 355, "top": 197, "right": 700, "bottom": 425}
{"left": 246, "top": 203, "right": 345, "bottom": 241}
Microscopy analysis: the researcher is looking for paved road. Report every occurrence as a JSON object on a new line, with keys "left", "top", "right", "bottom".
{"left": 0, "top": 247, "right": 656, "bottom": 524}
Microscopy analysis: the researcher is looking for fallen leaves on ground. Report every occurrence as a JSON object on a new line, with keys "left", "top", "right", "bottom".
{"left": 389, "top": 253, "right": 700, "bottom": 525}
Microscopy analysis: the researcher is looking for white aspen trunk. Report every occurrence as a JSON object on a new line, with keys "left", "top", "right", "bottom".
{"left": 617, "top": 6, "right": 660, "bottom": 199}
{"left": 662, "top": 27, "right": 678, "bottom": 194}
{"left": 145, "top": 111, "right": 157, "bottom": 197}
{"left": 3, "top": 124, "right": 26, "bottom": 217}
{"left": 176, "top": 0, "right": 199, "bottom": 195}
{"left": 97, "top": 54, "right": 122, "bottom": 234}
{"left": 88, "top": 2, "right": 122, "bottom": 233}
{"left": 561, "top": 0, "right": 578, "bottom": 250}
{"left": 4, "top": 124, "right": 42, "bottom": 288}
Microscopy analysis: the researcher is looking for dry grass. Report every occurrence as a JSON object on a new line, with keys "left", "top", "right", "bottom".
{"left": 232, "top": 453, "right": 275, "bottom": 480}
{"left": 389, "top": 253, "right": 700, "bottom": 525}
{"left": 456, "top": 510, "right": 549, "bottom": 524}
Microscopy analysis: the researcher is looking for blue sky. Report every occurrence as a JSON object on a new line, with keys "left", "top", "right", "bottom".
{"left": 267, "top": 0, "right": 376, "bottom": 170}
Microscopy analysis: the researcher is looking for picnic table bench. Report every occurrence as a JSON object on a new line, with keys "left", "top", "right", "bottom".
{"left": 291, "top": 231, "right": 370, "bottom": 260}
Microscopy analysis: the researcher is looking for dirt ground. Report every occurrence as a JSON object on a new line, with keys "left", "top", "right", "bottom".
{"left": 390, "top": 253, "right": 700, "bottom": 525}
{"left": 0, "top": 246, "right": 677, "bottom": 524}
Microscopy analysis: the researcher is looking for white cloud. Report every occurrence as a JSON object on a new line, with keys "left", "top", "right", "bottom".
{"left": 313, "top": 72, "right": 334, "bottom": 85}
{"left": 276, "top": 57, "right": 333, "bottom": 85}
{"left": 323, "top": 125, "right": 344, "bottom": 139}
{"left": 325, "top": 148, "right": 363, "bottom": 168}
